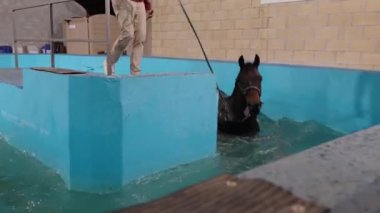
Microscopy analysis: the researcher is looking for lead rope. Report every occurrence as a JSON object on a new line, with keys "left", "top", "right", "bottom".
{"left": 178, "top": 0, "right": 227, "bottom": 107}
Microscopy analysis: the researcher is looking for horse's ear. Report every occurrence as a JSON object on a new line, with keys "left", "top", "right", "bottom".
{"left": 253, "top": 54, "right": 260, "bottom": 67}
{"left": 238, "top": 55, "right": 245, "bottom": 68}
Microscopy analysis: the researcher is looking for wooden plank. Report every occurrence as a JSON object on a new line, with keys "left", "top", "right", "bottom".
{"left": 115, "top": 175, "right": 330, "bottom": 213}
{"left": 31, "top": 67, "right": 86, "bottom": 75}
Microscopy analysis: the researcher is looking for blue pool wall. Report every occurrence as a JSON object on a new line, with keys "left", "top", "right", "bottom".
{"left": 2, "top": 53, "right": 378, "bottom": 133}
{"left": 0, "top": 70, "right": 71, "bottom": 186}
{"left": 260, "top": 64, "right": 380, "bottom": 133}
{"left": 0, "top": 57, "right": 218, "bottom": 192}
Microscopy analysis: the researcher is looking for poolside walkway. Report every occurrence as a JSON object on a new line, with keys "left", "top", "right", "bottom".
{"left": 239, "top": 125, "right": 380, "bottom": 213}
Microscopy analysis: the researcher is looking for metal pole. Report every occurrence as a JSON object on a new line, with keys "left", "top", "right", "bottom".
{"left": 105, "top": 0, "right": 112, "bottom": 76}
{"left": 11, "top": 11, "right": 19, "bottom": 69}
{"left": 16, "top": 38, "right": 107, "bottom": 43}
{"left": 13, "top": 0, "right": 74, "bottom": 12}
{"left": 49, "top": 3, "right": 55, "bottom": 68}
{"left": 178, "top": 0, "right": 214, "bottom": 75}
{"left": 178, "top": 0, "right": 227, "bottom": 105}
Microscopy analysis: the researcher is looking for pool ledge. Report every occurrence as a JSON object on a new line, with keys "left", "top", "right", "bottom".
{"left": 239, "top": 125, "right": 380, "bottom": 212}
{"left": 0, "top": 68, "right": 218, "bottom": 193}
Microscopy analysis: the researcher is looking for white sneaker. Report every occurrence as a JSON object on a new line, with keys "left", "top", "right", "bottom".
{"left": 131, "top": 70, "right": 140, "bottom": 76}
{"left": 130, "top": 64, "right": 141, "bottom": 76}
{"left": 103, "top": 60, "right": 115, "bottom": 75}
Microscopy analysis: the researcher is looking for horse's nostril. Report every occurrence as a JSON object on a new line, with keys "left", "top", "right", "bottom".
{"left": 247, "top": 101, "right": 261, "bottom": 107}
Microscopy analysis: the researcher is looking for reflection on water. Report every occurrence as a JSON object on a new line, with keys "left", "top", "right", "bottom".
{"left": 0, "top": 114, "right": 343, "bottom": 213}
{"left": 218, "top": 114, "right": 343, "bottom": 174}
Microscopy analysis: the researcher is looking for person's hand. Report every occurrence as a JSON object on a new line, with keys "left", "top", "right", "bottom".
{"left": 147, "top": 9, "right": 154, "bottom": 20}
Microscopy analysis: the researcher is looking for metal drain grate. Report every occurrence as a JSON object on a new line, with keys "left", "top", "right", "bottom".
{"left": 114, "top": 175, "right": 330, "bottom": 213}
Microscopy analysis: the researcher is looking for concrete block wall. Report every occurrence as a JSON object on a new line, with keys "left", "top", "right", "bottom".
{"left": 151, "top": 0, "right": 380, "bottom": 71}
{"left": 0, "top": 0, "right": 85, "bottom": 46}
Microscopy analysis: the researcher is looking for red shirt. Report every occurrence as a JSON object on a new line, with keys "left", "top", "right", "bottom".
{"left": 144, "top": 0, "right": 151, "bottom": 11}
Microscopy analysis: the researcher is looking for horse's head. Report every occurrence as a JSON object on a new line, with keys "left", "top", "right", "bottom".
{"left": 235, "top": 54, "right": 262, "bottom": 114}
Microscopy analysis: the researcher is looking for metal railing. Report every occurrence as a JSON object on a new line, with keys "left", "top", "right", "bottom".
{"left": 12, "top": 0, "right": 113, "bottom": 75}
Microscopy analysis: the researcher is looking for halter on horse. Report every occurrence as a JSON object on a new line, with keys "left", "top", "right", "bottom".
{"left": 218, "top": 54, "right": 263, "bottom": 135}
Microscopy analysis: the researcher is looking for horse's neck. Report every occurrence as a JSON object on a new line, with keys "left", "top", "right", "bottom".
{"left": 228, "top": 87, "right": 246, "bottom": 116}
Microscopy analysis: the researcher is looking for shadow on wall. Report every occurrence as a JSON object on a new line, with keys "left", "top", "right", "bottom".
{"left": 355, "top": 72, "right": 380, "bottom": 127}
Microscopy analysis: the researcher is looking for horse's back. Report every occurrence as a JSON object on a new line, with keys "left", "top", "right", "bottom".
{"left": 218, "top": 90, "right": 228, "bottom": 105}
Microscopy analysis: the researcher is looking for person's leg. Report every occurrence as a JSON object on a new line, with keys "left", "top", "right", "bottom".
{"left": 105, "top": 0, "right": 135, "bottom": 74}
{"left": 130, "top": 2, "right": 147, "bottom": 75}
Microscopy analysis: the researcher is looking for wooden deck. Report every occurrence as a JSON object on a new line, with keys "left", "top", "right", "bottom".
{"left": 115, "top": 175, "right": 330, "bottom": 213}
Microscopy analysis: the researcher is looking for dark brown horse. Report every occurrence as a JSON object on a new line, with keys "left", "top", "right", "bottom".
{"left": 218, "top": 54, "right": 262, "bottom": 135}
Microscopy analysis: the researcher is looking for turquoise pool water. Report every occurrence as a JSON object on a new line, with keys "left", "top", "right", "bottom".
{"left": 2, "top": 54, "right": 378, "bottom": 212}
{"left": 0, "top": 114, "right": 343, "bottom": 213}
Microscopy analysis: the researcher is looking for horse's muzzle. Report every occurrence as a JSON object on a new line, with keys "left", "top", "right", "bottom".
{"left": 248, "top": 101, "right": 262, "bottom": 115}
{"left": 245, "top": 87, "right": 261, "bottom": 105}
